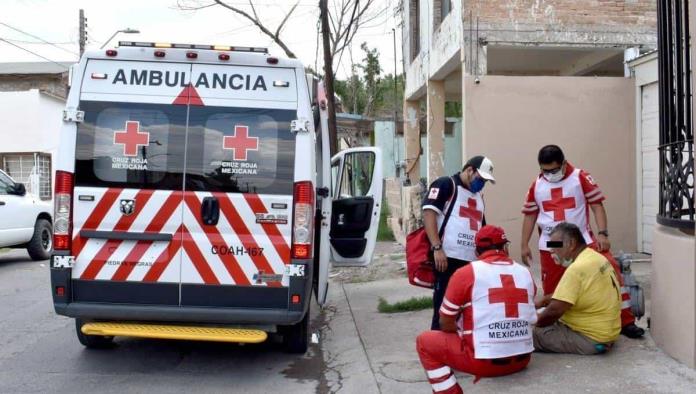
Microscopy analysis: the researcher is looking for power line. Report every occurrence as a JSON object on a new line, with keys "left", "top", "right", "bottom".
{"left": 0, "top": 20, "right": 78, "bottom": 55}
{"left": 0, "top": 38, "right": 71, "bottom": 68}
{"left": 0, "top": 37, "right": 75, "bottom": 45}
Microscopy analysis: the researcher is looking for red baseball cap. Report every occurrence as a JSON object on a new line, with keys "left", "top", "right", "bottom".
{"left": 475, "top": 225, "right": 509, "bottom": 248}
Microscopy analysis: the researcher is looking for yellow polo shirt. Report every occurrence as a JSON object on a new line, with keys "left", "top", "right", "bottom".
{"left": 552, "top": 248, "right": 621, "bottom": 343}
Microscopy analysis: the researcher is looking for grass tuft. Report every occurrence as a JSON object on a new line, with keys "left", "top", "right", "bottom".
{"left": 377, "top": 296, "right": 432, "bottom": 313}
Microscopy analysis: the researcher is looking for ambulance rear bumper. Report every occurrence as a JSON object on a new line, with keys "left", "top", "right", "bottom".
{"left": 54, "top": 302, "right": 307, "bottom": 325}
{"left": 51, "top": 256, "right": 313, "bottom": 326}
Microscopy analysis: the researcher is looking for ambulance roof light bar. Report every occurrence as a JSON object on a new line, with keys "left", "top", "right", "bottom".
{"left": 117, "top": 41, "right": 268, "bottom": 54}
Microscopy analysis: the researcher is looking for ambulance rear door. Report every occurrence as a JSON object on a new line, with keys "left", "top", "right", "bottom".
{"left": 179, "top": 64, "right": 299, "bottom": 308}
{"left": 70, "top": 60, "right": 189, "bottom": 305}
{"left": 329, "top": 147, "right": 383, "bottom": 267}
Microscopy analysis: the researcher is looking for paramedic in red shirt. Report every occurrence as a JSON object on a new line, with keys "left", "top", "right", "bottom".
{"left": 520, "top": 144, "right": 644, "bottom": 339}
{"left": 416, "top": 225, "right": 536, "bottom": 394}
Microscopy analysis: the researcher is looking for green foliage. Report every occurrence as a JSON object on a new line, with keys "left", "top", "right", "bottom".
{"left": 377, "top": 197, "right": 394, "bottom": 241}
{"left": 378, "top": 296, "right": 433, "bottom": 313}
{"left": 335, "top": 42, "right": 404, "bottom": 118}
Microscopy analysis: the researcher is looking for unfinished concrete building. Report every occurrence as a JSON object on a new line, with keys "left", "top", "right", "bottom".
{"left": 394, "top": 0, "right": 657, "bottom": 255}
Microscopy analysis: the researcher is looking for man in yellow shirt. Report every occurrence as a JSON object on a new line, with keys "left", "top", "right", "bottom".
{"left": 533, "top": 222, "right": 621, "bottom": 354}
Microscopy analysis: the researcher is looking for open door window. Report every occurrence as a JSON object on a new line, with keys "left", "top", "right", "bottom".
{"left": 329, "top": 147, "right": 382, "bottom": 267}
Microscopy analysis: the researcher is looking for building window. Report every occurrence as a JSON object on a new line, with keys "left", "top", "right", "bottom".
{"left": 434, "top": 0, "right": 451, "bottom": 28}
{"left": 410, "top": 0, "right": 420, "bottom": 62}
{"left": 656, "top": 0, "right": 694, "bottom": 229}
{"left": 1, "top": 153, "right": 52, "bottom": 200}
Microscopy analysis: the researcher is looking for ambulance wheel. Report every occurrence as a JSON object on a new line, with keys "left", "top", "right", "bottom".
{"left": 27, "top": 219, "right": 52, "bottom": 261}
{"left": 75, "top": 319, "right": 114, "bottom": 349}
{"left": 282, "top": 309, "right": 310, "bottom": 354}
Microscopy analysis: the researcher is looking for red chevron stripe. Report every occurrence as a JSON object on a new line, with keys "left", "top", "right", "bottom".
{"left": 183, "top": 193, "right": 250, "bottom": 285}
{"left": 243, "top": 194, "right": 291, "bottom": 264}
{"left": 111, "top": 191, "right": 183, "bottom": 281}
{"left": 142, "top": 224, "right": 183, "bottom": 282}
{"left": 180, "top": 224, "right": 219, "bottom": 285}
{"left": 72, "top": 188, "right": 122, "bottom": 257}
{"left": 215, "top": 192, "right": 281, "bottom": 287}
{"left": 80, "top": 189, "right": 155, "bottom": 280}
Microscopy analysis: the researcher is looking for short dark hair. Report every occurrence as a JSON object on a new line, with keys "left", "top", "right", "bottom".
{"left": 550, "top": 222, "right": 586, "bottom": 247}
{"left": 475, "top": 243, "right": 507, "bottom": 256}
{"left": 538, "top": 145, "right": 565, "bottom": 165}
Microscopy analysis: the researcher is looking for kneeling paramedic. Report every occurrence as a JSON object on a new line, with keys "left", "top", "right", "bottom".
{"left": 534, "top": 222, "right": 621, "bottom": 355}
{"left": 416, "top": 225, "right": 536, "bottom": 394}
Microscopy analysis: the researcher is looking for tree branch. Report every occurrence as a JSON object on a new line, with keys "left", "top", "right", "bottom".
{"left": 211, "top": 0, "right": 297, "bottom": 58}
{"left": 275, "top": 1, "right": 300, "bottom": 39}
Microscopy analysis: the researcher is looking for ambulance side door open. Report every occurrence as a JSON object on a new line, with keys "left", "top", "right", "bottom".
{"left": 329, "top": 147, "right": 382, "bottom": 267}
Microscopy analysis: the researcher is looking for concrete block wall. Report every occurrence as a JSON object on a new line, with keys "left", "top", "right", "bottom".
{"left": 0, "top": 75, "right": 68, "bottom": 99}
{"left": 466, "top": 0, "right": 656, "bottom": 29}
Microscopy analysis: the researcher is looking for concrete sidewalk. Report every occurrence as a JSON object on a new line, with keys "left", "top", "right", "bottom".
{"left": 321, "top": 251, "right": 696, "bottom": 393}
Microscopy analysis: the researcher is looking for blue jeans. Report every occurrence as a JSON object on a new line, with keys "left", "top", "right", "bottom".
{"left": 431, "top": 258, "right": 469, "bottom": 330}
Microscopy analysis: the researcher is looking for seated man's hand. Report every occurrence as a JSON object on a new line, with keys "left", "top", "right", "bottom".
{"left": 535, "top": 294, "right": 552, "bottom": 309}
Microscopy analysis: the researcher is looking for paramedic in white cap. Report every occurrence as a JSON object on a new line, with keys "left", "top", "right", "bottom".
{"left": 421, "top": 155, "right": 496, "bottom": 330}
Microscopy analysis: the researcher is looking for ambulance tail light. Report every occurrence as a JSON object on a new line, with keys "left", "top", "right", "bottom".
{"left": 53, "top": 171, "right": 74, "bottom": 251}
{"left": 105, "top": 49, "right": 117, "bottom": 57}
{"left": 291, "top": 181, "right": 315, "bottom": 259}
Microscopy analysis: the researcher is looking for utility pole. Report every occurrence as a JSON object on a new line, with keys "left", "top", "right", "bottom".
{"left": 78, "top": 9, "right": 87, "bottom": 57}
{"left": 320, "top": 0, "right": 338, "bottom": 155}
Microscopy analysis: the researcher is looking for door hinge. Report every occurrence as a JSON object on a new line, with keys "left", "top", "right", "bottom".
{"left": 291, "top": 118, "right": 310, "bottom": 133}
{"left": 63, "top": 108, "right": 84, "bottom": 123}
{"left": 316, "top": 186, "right": 329, "bottom": 198}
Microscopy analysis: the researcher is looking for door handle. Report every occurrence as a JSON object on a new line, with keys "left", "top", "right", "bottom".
{"left": 201, "top": 197, "right": 220, "bottom": 225}
{"left": 0, "top": 201, "right": 5, "bottom": 206}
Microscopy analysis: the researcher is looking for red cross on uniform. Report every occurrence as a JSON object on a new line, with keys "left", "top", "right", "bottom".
{"left": 488, "top": 274, "right": 529, "bottom": 318}
{"left": 223, "top": 125, "right": 259, "bottom": 161}
{"left": 459, "top": 198, "right": 482, "bottom": 231}
{"left": 113, "top": 121, "right": 150, "bottom": 157}
{"left": 541, "top": 187, "right": 577, "bottom": 221}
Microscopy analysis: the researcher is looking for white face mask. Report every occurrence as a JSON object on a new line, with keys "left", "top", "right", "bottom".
{"left": 543, "top": 171, "right": 564, "bottom": 183}
{"left": 542, "top": 163, "right": 565, "bottom": 183}
{"left": 552, "top": 253, "right": 574, "bottom": 267}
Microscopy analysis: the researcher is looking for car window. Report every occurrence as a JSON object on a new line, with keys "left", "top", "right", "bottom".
{"left": 0, "top": 172, "right": 14, "bottom": 195}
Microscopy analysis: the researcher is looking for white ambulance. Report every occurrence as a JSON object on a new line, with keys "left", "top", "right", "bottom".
{"left": 50, "top": 42, "right": 383, "bottom": 353}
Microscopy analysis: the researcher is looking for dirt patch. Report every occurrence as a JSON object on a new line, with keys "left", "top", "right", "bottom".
{"left": 331, "top": 242, "right": 407, "bottom": 284}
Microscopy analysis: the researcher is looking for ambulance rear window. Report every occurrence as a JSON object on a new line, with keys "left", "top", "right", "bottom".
{"left": 75, "top": 101, "right": 185, "bottom": 189}
{"left": 185, "top": 106, "right": 296, "bottom": 194}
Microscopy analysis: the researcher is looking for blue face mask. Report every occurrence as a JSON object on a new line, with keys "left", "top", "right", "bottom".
{"left": 470, "top": 177, "right": 486, "bottom": 193}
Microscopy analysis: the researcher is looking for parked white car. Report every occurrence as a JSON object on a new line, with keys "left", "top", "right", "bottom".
{"left": 0, "top": 169, "right": 53, "bottom": 260}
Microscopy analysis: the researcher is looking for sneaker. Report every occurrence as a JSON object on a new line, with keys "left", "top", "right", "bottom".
{"left": 621, "top": 323, "right": 645, "bottom": 338}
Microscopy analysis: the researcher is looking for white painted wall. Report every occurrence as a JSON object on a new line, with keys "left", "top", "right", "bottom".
{"left": 0, "top": 89, "right": 65, "bottom": 202}
{"left": 0, "top": 89, "right": 63, "bottom": 154}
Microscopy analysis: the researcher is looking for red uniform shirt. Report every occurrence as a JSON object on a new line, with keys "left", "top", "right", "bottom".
{"left": 521, "top": 162, "right": 605, "bottom": 216}
{"left": 439, "top": 250, "right": 537, "bottom": 352}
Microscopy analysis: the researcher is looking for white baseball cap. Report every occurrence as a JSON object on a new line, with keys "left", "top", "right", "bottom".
{"left": 465, "top": 155, "right": 496, "bottom": 183}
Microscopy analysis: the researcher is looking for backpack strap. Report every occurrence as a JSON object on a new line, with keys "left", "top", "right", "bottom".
{"left": 438, "top": 176, "right": 459, "bottom": 238}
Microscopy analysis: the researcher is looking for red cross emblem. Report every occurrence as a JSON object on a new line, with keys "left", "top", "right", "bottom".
{"left": 541, "top": 187, "right": 576, "bottom": 221}
{"left": 223, "top": 125, "right": 259, "bottom": 161}
{"left": 113, "top": 121, "right": 150, "bottom": 157}
{"left": 459, "top": 198, "right": 482, "bottom": 231}
{"left": 488, "top": 274, "right": 529, "bottom": 318}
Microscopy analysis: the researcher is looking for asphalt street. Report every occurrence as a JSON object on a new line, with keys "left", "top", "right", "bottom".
{"left": 0, "top": 249, "right": 325, "bottom": 394}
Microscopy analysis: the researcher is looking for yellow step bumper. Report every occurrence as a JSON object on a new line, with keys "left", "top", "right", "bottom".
{"left": 81, "top": 322, "right": 268, "bottom": 344}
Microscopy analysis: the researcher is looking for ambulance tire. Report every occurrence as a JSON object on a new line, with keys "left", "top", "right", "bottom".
{"left": 282, "top": 308, "right": 310, "bottom": 354}
{"left": 27, "top": 219, "right": 52, "bottom": 261}
{"left": 75, "top": 319, "right": 115, "bottom": 349}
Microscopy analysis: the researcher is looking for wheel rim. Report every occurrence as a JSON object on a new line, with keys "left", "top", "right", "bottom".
{"left": 41, "top": 228, "right": 52, "bottom": 252}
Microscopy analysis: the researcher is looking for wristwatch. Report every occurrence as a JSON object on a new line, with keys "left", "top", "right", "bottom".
{"left": 431, "top": 244, "right": 443, "bottom": 251}
{"left": 598, "top": 230, "right": 609, "bottom": 237}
